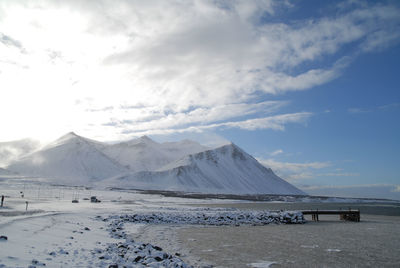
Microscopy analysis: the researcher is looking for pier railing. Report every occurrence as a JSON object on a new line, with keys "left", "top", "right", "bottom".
{"left": 302, "top": 209, "right": 360, "bottom": 222}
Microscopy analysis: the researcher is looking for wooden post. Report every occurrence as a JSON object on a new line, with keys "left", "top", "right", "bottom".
{"left": 1, "top": 195, "right": 4, "bottom": 207}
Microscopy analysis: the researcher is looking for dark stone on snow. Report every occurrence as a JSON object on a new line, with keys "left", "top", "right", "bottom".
{"left": 154, "top": 256, "right": 163, "bottom": 262}
{"left": 0, "top": 235, "right": 7, "bottom": 241}
{"left": 84, "top": 227, "right": 90, "bottom": 231}
{"left": 134, "top": 256, "right": 143, "bottom": 263}
{"left": 175, "top": 252, "right": 181, "bottom": 256}
{"left": 108, "top": 265, "right": 118, "bottom": 268}
{"left": 153, "top": 245, "right": 162, "bottom": 251}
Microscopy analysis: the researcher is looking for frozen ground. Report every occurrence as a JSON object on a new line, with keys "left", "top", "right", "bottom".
{"left": 0, "top": 179, "right": 222, "bottom": 267}
{"left": 183, "top": 214, "right": 400, "bottom": 267}
{"left": 136, "top": 214, "right": 400, "bottom": 268}
{"left": 0, "top": 179, "right": 302, "bottom": 267}
{"left": 1, "top": 179, "right": 399, "bottom": 267}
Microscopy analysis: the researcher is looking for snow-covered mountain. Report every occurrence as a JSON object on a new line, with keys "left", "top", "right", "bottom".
{"left": 6, "top": 132, "right": 305, "bottom": 195}
{"left": 0, "top": 138, "right": 41, "bottom": 167}
{"left": 104, "top": 143, "right": 305, "bottom": 195}
{"left": 7, "top": 132, "right": 128, "bottom": 184}
{"left": 102, "top": 136, "right": 208, "bottom": 171}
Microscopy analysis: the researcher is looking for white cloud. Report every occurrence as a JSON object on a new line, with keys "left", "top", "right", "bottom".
{"left": 0, "top": 0, "right": 399, "bottom": 141}
{"left": 299, "top": 184, "right": 400, "bottom": 200}
{"left": 348, "top": 108, "right": 370, "bottom": 114}
{"left": 257, "top": 158, "right": 362, "bottom": 182}
{"left": 120, "top": 112, "right": 312, "bottom": 137}
{"left": 379, "top": 103, "right": 400, "bottom": 110}
{"left": 259, "top": 158, "right": 330, "bottom": 173}
{"left": 270, "top": 149, "right": 283, "bottom": 156}
{"left": 259, "top": 157, "right": 365, "bottom": 182}
{"left": 317, "top": 172, "right": 359, "bottom": 177}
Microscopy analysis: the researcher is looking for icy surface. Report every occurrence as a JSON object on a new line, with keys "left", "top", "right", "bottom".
{"left": 248, "top": 261, "right": 277, "bottom": 268}
{"left": 0, "top": 180, "right": 304, "bottom": 267}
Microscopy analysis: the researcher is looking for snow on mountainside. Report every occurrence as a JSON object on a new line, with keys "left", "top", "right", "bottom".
{"left": 5, "top": 132, "right": 305, "bottom": 195}
{"left": 102, "top": 136, "right": 208, "bottom": 172}
{"left": 104, "top": 143, "right": 305, "bottom": 195}
{"left": 7, "top": 132, "right": 128, "bottom": 184}
{"left": 0, "top": 138, "right": 41, "bottom": 167}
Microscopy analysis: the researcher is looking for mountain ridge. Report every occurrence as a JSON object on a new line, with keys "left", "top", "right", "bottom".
{"left": 5, "top": 132, "right": 305, "bottom": 195}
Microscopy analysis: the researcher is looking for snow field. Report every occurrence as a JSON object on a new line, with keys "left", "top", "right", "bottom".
{"left": 0, "top": 180, "right": 305, "bottom": 267}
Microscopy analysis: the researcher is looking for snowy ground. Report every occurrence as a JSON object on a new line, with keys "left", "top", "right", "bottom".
{"left": 0, "top": 179, "right": 303, "bottom": 267}
{"left": 1, "top": 178, "right": 398, "bottom": 267}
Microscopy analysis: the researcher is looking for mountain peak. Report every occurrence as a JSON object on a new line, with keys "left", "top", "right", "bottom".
{"left": 50, "top": 132, "right": 85, "bottom": 146}
{"left": 140, "top": 135, "right": 152, "bottom": 141}
{"left": 137, "top": 135, "right": 158, "bottom": 145}
{"left": 65, "top": 131, "right": 78, "bottom": 137}
{"left": 59, "top": 131, "right": 81, "bottom": 140}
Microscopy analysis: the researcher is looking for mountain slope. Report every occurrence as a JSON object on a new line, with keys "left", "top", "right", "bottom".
{"left": 7, "top": 132, "right": 128, "bottom": 184}
{"left": 102, "top": 136, "right": 208, "bottom": 171}
{"left": 0, "top": 138, "right": 41, "bottom": 167}
{"left": 5, "top": 132, "right": 304, "bottom": 195}
{"left": 103, "top": 143, "right": 305, "bottom": 195}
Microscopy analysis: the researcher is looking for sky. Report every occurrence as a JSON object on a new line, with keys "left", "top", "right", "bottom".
{"left": 1, "top": 0, "right": 399, "bottom": 199}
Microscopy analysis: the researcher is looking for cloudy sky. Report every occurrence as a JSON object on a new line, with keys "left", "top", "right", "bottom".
{"left": 1, "top": 0, "right": 399, "bottom": 199}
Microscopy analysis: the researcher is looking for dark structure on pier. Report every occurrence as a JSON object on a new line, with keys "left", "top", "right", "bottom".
{"left": 302, "top": 209, "right": 360, "bottom": 222}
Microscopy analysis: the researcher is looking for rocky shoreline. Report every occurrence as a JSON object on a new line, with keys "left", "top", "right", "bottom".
{"left": 87, "top": 209, "right": 305, "bottom": 267}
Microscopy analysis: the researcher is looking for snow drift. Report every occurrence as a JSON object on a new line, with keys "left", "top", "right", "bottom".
{"left": 6, "top": 132, "right": 305, "bottom": 195}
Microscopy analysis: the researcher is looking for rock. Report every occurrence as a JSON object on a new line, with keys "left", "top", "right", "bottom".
{"left": 84, "top": 227, "right": 91, "bottom": 231}
{"left": 153, "top": 245, "right": 162, "bottom": 251}
{"left": 0, "top": 235, "right": 7, "bottom": 241}
{"left": 31, "top": 259, "right": 46, "bottom": 266}
{"left": 134, "top": 256, "right": 143, "bottom": 262}
{"left": 154, "top": 256, "right": 163, "bottom": 262}
{"left": 108, "top": 265, "right": 118, "bottom": 268}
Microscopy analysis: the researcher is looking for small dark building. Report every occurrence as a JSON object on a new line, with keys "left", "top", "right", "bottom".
{"left": 90, "top": 196, "right": 101, "bottom": 203}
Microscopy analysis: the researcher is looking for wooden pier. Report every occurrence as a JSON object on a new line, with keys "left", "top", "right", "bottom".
{"left": 302, "top": 209, "right": 360, "bottom": 222}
